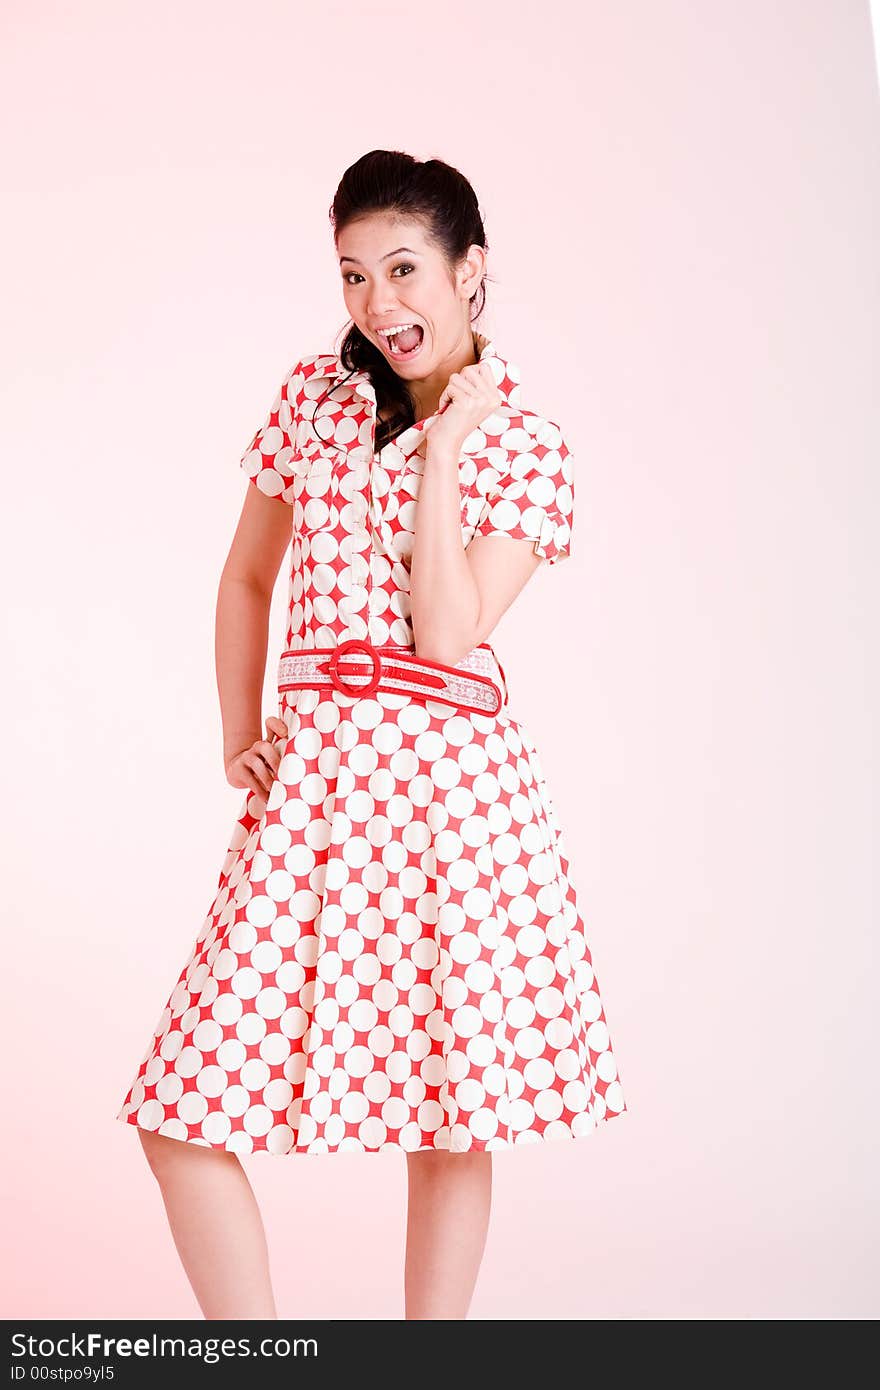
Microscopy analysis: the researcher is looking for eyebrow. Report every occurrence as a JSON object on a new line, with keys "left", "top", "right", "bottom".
{"left": 338, "top": 246, "right": 420, "bottom": 266}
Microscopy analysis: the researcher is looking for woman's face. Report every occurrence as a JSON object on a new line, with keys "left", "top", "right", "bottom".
{"left": 336, "top": 212, "right": 484, "bottom": 379}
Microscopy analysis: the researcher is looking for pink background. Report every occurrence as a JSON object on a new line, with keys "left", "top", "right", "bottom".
{"left": 3, "top": 1, "right": 878, "bottom": 1319}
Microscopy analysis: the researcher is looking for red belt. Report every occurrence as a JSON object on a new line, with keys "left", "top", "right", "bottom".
{"left": 277, "top": 640, "right": 508, "bottom": 717}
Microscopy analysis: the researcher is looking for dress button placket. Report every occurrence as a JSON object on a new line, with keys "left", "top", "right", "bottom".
{"left": 364, "top": 454, "right": 380, "bottom": 646}
{"left": 362, "top": 438, "right": 386, "bottom": 647}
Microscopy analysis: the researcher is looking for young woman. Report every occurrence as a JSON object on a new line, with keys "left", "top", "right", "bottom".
{"left": 116, "top": 149, "right": 627, "bottom": 1320}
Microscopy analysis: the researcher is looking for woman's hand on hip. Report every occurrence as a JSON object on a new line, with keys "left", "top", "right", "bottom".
{"left": 225, "top": 715, "right": 288, "bottom": 796}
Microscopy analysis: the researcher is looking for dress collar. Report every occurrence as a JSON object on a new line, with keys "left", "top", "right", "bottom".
{"left": 304, "top": 330, "right": 522, "bottom": 468}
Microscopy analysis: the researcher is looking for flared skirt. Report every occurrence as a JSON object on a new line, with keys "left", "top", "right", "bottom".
{"left": 115, "top": 683, "right": 627, "bottom": 1154}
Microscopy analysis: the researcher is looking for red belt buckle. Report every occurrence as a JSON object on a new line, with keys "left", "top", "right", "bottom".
{"left": 327, "top": 639, "right": 383, "bottom": 697}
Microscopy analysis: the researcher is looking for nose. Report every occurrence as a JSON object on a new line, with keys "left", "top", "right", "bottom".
{"left": 366, "top": 287, "right": 403, "bottom": 320}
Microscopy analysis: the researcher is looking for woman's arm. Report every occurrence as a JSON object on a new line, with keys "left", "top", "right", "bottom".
{"left": 409, "top": 438, "right": 543, "bottom": 668}
{"left": 215, "top": 487, "right": 292, "bottom": 764}
{"left": 409, "top": 359, "right": 548, "bottom": 667}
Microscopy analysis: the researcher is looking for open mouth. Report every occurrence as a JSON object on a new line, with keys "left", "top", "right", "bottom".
{"left": 376, "top": 323, "right": 424, "bottom": 362}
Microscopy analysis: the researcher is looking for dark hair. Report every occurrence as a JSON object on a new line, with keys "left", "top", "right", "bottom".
{"left": 314, "top": 149, "right": 491, "bottom": 454}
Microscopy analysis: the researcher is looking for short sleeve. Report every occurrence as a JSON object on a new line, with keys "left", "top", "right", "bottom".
{"left": 470, "top": 419, "right": 574, "bottom": 563}
{"left": 238, "top": 360, "right": 307, "bottom": 503}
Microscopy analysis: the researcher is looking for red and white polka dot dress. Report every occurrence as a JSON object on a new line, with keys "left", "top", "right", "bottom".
{"left": 115, "top": 333, "right": 628, "bottom": 1155}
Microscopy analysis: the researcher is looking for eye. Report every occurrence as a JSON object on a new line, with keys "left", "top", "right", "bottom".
{"left": 392, "top": 263, "right": 414, "bottom": 277}
{"left": 343, "top": 271, "right": 364, "bottom": 285}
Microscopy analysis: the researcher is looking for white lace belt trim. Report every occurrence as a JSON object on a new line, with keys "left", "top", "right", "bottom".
{"left": 277, "top": 644, "right": 506, "bottom": 716}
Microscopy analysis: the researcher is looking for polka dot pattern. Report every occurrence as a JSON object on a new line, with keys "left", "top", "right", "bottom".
{"left": 115, "top": 334, "right": 627, "bottom": 1155}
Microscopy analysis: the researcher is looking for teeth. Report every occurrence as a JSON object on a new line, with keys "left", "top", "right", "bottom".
{"left": 377, "top": 324, "right": 416, "bottom": 339}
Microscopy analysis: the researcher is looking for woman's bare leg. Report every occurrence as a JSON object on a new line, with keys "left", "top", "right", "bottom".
{"left": 137, "top": 1129, "right": 277, "bottom": 1320}
{"left": 404, "top": 1149, "right": 492, "bottom": 1319}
